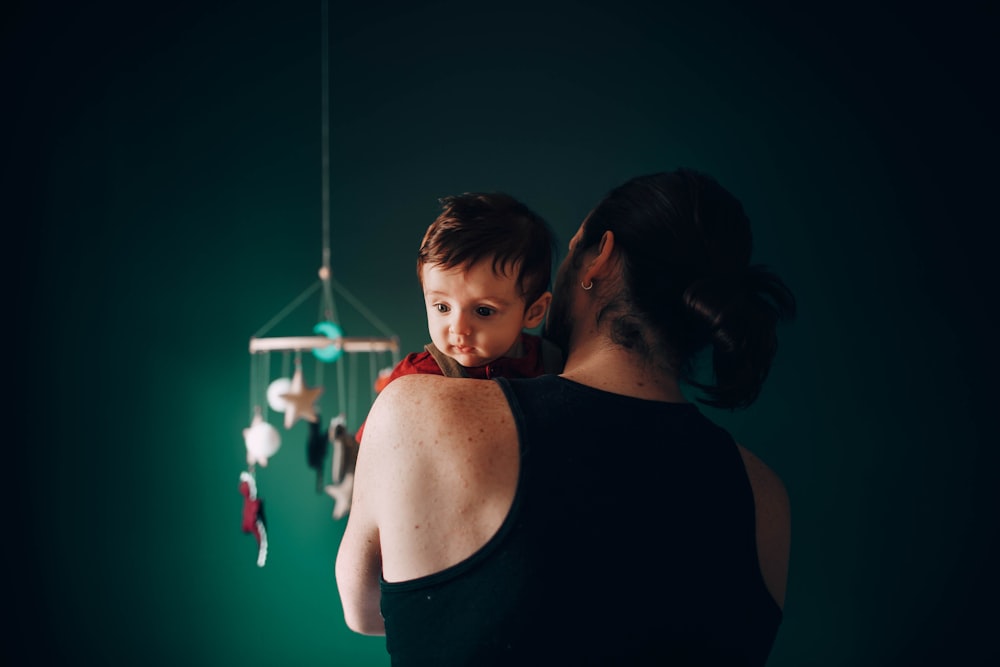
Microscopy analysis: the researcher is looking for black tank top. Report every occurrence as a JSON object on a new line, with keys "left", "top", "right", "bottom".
{"left": 379, "top": 375, "right": 782, "bottom": 666}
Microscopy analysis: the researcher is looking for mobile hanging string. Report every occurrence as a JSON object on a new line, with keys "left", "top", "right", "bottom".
{"left": 319, "top": 0, "right": 338, "bottom": 327}
{"left": 318, "top": 0, "right": 347, "bottom": 420}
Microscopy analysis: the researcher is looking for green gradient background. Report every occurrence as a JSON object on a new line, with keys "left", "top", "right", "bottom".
{"left": 6, "top": 1, "right": 997, "bottom": 665}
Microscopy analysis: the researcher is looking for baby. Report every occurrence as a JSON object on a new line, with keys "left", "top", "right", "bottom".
{"left": 326, "top": 191, "right": 562, "bottom": 518}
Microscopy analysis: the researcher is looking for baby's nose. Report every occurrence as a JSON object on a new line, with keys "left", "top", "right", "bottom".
{"left": 449, "top": 313, "right": 472, "bottom": 335}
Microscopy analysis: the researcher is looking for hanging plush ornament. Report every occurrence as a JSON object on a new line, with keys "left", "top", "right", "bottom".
{"left": 306, "top": 415, "right": 329, "bottom": 493}
{"left": 266, "top": 377, "right": 293, "bottom": 413}
{"left": 325, "top": 414, "right": 359, "bottom": 520}
{"left": 239, "top": 470, "right": 268, "bottom": 567}
{"left": 281, "top": 363, "right": 324, "bottom": 429}
{"left": 312, "top": 320, "right": 344, "bottom": 363}
{"left": 244, "top": 411, "right": 281, "bottom": 467}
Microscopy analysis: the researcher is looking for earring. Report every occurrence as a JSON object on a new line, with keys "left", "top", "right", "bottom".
{"left": 581, "top": 280, "right": 593, "bottom": 291}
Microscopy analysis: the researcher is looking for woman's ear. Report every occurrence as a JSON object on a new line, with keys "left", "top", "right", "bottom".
{"left": 522, "top": 291, "right": 552, "bottom": 329}
{"left": 580, "top": 230, "right": 616, "bottom": 288}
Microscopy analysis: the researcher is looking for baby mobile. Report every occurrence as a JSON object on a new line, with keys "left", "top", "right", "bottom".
{"left": 239, "top": 0, "right": 400, "bottom": 567}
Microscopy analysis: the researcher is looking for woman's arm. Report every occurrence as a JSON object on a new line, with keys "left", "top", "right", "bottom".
{"left": 334, "top": 436, "right": 386, "bottom": 635}
{"left": 737, "top": 444, "right": 791, "bottom": 609}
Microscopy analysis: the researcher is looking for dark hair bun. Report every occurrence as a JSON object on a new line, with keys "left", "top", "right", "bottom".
{"left": 683, "top": 265, "right": 796, "bottom": 409}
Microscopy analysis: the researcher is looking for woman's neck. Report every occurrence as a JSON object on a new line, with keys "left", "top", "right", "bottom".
{"left": 559, "top": 338, "right": 687, "bottom": 403}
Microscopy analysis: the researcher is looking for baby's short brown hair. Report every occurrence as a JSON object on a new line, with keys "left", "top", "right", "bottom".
{"left": 417, "top": 192, "right": 556, "bottom": 307}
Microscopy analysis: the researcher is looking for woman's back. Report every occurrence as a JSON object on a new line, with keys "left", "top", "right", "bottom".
{"left": 378, "top": 375, "right": 787, "bottom": 666}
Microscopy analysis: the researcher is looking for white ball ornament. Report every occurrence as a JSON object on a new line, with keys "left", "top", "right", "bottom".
{"left": 244, "top": 414, "right": 281, "bottom": 467}
{"left": 266, "top": 377, "right": 293, "bottom": 412}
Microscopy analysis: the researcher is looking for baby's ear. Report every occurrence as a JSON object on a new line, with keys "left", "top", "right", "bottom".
{"left": 522, "top": 291, "right": 552, "bottom": 328}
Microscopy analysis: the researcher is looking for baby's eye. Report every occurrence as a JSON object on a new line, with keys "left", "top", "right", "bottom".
{"left": 475, "top": 306, "right": 496, "bottom": 317}
{"left": 434, "top": 303, "right": 450, "bottom": 313}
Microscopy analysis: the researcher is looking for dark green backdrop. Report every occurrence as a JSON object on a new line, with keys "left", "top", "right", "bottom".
{"left": 6, "top": 1, "right": 997, "bottom": 665}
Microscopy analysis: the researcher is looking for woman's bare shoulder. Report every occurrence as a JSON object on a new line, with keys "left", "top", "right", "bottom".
{"left": 365, "top": 375, "right": 509, "bottom": 453}
{"left": 375, "top": 374, "right": 506, "bottom": 416}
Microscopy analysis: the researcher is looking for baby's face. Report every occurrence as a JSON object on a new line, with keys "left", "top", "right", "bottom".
{"left": 421, "top": 259, "right": 529, "bottom": 368}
